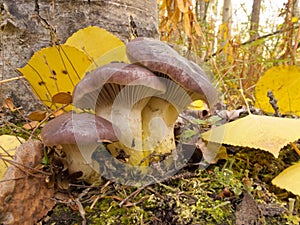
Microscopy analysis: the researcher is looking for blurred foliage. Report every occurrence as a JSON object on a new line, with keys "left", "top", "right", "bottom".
{"left": 158, "top": 0, "right": 300, "bottom": 109}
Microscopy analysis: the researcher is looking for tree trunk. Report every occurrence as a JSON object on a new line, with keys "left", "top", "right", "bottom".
{"left": 0, "top": 0, "right": 158, "bottom": 112}
{"left": 293, "top": 0, "right": 300, "bottom": 18}
{"left": 219, "top": 0, "right": 232, "bottom": 61}
{"left": 196, "top": 0, "right": 208, "bottom": 22}
{"left": 249, "top": 0, "right": 262, "bottom": 40}
{"left": 222, "top": 0, "right": 232, "bottom": 40}
{"left": 245, "top": 0, "right": 262, "bottom": 88}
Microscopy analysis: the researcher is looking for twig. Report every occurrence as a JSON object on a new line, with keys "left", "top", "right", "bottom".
{"left": 239, "top": 89, "right": 251, "bottom": 115}
{"left": 118, "top": 182, "right": 152, "bottom": 207}
{"left": 267, "top": 91, "right": 281, "bottom": 117}
{"left": 208, "top": 24, "right": 300, "bottom": 60}
{"left": 74, "top": 198, "right": 86, "bottom": 225}
{"left": 0, "top": 76, "right": 24, "bottom": 84}
{"left": 0, "top": 176, "right": 26, "bottom": 183}
{"left": 2, "top": 157, "right": 52, "bottom": 176}
{"left": 290, "top": 142, "right": 300, "bottom": 156}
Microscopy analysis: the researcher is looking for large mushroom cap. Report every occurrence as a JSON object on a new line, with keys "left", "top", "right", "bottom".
{"left": 41, "top": 112, "right": 118, "bottom": 146}
{"left": 73, "top": 62, "right": 166, "bottom": 109}
{"left": 126, "top": 37, "right": 218, "bottom": 106}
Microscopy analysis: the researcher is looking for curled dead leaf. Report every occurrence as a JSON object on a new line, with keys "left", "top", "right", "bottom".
{"left": 2, "top": 97, "right": 16, "bottom": 111}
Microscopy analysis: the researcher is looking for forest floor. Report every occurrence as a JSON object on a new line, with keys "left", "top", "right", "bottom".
{"left": 40, "top": 147, "right": 300, "bottom": 225}
{"left": 1, "top": 106, "right": 300, "bottom": 225}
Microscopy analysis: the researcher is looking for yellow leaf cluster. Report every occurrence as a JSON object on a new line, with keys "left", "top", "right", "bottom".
{"left": 201, "top": 114, "right": 300, "bottom": 158}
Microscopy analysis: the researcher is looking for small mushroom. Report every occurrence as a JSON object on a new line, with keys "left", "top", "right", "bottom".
{"left": 73, "top": 62, "right": 166, "bottom": 165}
{"left": 41, "top": 112, "right": 118, "bottom": 182}
{"left": 126, "top": 37, "right": 217, "bottom": 155}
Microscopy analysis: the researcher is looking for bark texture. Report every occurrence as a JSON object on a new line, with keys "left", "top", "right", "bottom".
{"left": 0, "top": 0, "right": 158, "bottom": 112}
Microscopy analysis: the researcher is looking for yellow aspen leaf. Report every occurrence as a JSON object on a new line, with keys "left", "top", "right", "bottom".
{"left": 255, "top": 65, "right": 300, "bottom": 116}
{"left": 201, "top": 114, "right": 300, "bottom": 158}
{"left": 65, "top": 26, "right": 127, "bottom": 69}
{"left": 0, "top": 135, "right": 25, "bottom": 179}
{"left": 272, "top": 162, "right": 300, "bottom": 196}
{"left": 188, "top": 100, "right": 206, "bottom": 110}
{"left": 292, "top": 17, "right": 299, "bottom": 23}
{"left": 18, "top": 26, "right": 126, "bottom": 111}
{"left": 18, "top": 45, "right": 92, "bottom": 111}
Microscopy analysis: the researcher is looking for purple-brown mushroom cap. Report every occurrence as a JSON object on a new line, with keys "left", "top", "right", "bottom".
{"left": 72, "top": 62, "right": 166, "bottom": 109}
{"left": 126, "top": 37, "right": 218, "bottom": 106}
{"left": 41, "top": 112, "right": 118, "bottom": 146}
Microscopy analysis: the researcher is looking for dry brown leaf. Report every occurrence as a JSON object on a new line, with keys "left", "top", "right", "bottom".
{"left": 22, "top": 121, "right": 39, "bottom": 130}
{"left": 201, "top": 114, "right": 300, "bottom": 158}
{"left": 0, "top": 140, "right": 56, "bottom": 225}
{"left": 52, "top": 92, "right": 72, "bottom": 104}
{"left": 2, "top": 97, "right": 16, "bottom": 111}
{"left": 28, "top": 110, "right": 47, "bottom": 121}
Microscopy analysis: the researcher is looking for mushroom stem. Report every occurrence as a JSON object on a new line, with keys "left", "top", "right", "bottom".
{"left": 96, "top": 97, "right": 151, "bottom": 166}
{"left": 62, "top": 143, "right": 101, "bottom": 183}
{"left": 142, "top": 97, "right": 179, "bottom": 156}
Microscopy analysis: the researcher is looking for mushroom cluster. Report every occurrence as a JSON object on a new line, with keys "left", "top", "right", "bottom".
{"left": 41, "top": 37, "right": 217, "bottom": 181}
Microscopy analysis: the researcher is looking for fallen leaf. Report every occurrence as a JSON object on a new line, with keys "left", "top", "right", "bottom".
{"left": 0, "top": 135, "right": 25, "bottom": 179}
{"left": 187, "top": 100, "right": 207, "bottom": 110}
{"left": 201, "top": 114, "right": 300, "bottom": 158}
{"left": 272, "top": 162, "right": 300, "bottom": 196}
{"left": 18, "top": 45, "right": 92, "bottom": 111}
{"left": 0, "top": 140, "right": 56, "bottom": 224}
{"left": 28, "top": 110, "right": 47, "bottom": 121}
{"left": 65, "top": 26, "right": 126, "bottom": 69}
{"left": 18, "top": 26, "right": 126, "bottom": 112}
{"left": 23, "top": 121, "right": 39, "bottom": 130}
{"left": 2, "top": 97, "right": 16, "bottom": 111}
{"left": 235, "top": 191, "right": 261, "bottom": 225}
{"left": 52, "top": 92, "right": 72, "bottom": 104}
{"left": 255, "top": 65, "right": 300, "bottom": 116}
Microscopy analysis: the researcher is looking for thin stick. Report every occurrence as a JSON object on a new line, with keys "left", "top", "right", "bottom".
{"left": 239, "top": 88, "right": 251, "bottom": 115}
{"left": 0, "top": 76, "right": 24, "bottom": 84}
{"left": 290, "top": 142, "right": 300, "bottom": 156}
